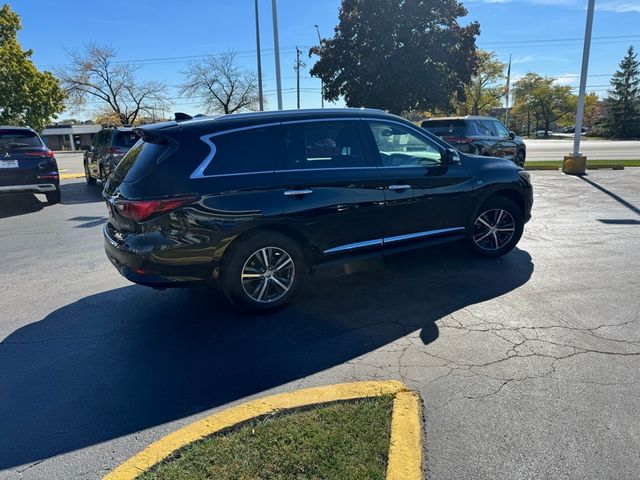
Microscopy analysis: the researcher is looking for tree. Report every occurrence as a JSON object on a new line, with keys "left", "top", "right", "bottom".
{"left": 180, "top": 51, "right": 260, "bottom": 115}
{"left": 512, "top": 73, "right": 576, "bottom": 136}
{"left": 605, "top": 46, "right": 640, "bottom": 138}
{"left": 583, "top": 92, "right": 600, "bottom": 128}
{"left": 0, "top": 4, "right": 65, "bottom": 131}
{"left": 457, "top": 50, "right": 505, "bottom": 115}
{"left": 58, "top": 43, "right": 169, "bottom": 126}
{"left": 309, "top": 0, "right": 480, "bottom": 114}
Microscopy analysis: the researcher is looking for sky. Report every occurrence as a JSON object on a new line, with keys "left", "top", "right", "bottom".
{"left": 8, "top": 0, "right": 640, "bottom": 120}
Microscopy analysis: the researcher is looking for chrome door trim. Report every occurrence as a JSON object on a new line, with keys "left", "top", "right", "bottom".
{"left": 322, "top": 227, "right": 465, "bottom": 254}
{"left": 383, "top": 227, "right": 465, "bottom": 244}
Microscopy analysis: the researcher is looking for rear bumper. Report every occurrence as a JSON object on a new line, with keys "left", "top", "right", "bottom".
{"left": 0, "top": 183, "right": 58, "bottom": 194}
{"left": 103, "top": 224, "right": 210, "bottom": 288}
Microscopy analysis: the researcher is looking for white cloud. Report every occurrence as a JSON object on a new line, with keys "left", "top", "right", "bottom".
{"left": 596, "top": 1, "right": 640, "bottom": 13}
{"left": 512, "top": 55, "right": 537, "bottom": 64}
{"left": 467, "top": 0, "right": 640, "bottom": 11}
{"left": 554, "top": 73, "right": 579, "bottom": 86}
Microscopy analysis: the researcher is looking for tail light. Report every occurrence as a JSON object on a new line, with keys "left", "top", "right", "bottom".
{"left": 115, "top": 195, "right": 197, "bottom": 222}
{"left": 24, "top": 150, "right": 55, "bottom": 158}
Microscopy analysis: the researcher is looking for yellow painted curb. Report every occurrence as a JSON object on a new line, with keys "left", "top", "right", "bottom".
{"left": 103, "top": 380, "right": 422, "bottom": 480}
{"left": 60, "top": 173, "right": 85, "bottom": 179}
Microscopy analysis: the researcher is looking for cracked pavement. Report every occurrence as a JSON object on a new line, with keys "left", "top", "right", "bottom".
{"left": 1, "top": 170, "right": 639, "bottom": 479}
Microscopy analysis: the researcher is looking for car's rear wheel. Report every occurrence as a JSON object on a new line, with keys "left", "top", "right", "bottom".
{"left": 85, "top": 163, "right": 96, "bottom": 185}
{"left": 220, "top": 231, "right": 306, "bottom": 313}
{"left": 515, "top": 150, "right": 526, "bottom": 167}
{"left": 46, "top": 189, "right": 61, "bottom": 205}
{"left": 468, "top": 197, "right": 524, "bottom": 257}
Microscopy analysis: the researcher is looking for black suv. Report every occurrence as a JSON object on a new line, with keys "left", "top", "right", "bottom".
{"left": 422, "top": 116, "right": 527, "bottom": 166}
{"left": 0, "top": 126, "right": 60, "bottom": 204}
{"left": 103, "top": 109, "right": 532, "bottom": 312}
{"left": 84, "top": 127, "right": 138, "bottom": 185}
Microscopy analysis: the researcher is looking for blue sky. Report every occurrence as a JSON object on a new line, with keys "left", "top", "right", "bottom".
{"left": 8, "top": 0, "right": 640, "bottom": 119}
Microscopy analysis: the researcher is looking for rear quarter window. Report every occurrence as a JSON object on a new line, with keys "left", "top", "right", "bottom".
{"left": 202, "top": 126, "right": 280, "bottom": 176}
{"left": 422, "top": 121, "right": 468, "bottom": 137}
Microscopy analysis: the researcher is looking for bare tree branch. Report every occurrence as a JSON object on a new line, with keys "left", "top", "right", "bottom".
{"left": 180, "top": 51, "right": 260, "bottom": 115}
{"left": 57, "top": 43, "right": 170, "bottom": 124}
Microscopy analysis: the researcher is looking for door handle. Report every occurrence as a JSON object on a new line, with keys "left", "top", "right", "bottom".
{"left": 284, "top": 189, "right": 313, "bottom": 196}
{"left": 387, "top": 185, "right": 411, "bottom": 191}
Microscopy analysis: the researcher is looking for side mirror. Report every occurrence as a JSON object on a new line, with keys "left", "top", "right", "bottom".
{"left": 442, "top": 147, "right": 460, "bottom": 165}
{"left": 509, "top": 131, "right": 516, "bottom": 140}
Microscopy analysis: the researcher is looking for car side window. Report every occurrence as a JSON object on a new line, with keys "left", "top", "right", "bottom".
{"left": 92, "top": 131, "right": 103, "bottom": 149}
{"left": 492, "top": 121, "right": 510, "bottom": 138}
{"left": 283, "top": 121, "right": 366, "bottom": 169}
{"left": 479, "top": 120, "right": 497, "bottom": 137}
{"left": 203, "top": 126, "right": 280, "bottom": 176}
{"left": 367, "top": 121, "right": 442, "bottom": 167}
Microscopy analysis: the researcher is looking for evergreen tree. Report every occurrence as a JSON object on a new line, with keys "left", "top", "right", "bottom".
{"left": 605, "top": 46, "right": 640, "bottom": 138}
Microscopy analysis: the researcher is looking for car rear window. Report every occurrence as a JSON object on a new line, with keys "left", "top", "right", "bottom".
{"left": 113, "top": 131, "right": 138, "bottom": 148}
{"left": 0, "top": 129, "right": 42, "bottom": 149}
{"left": 421, "top": 121, "right": 468, "bottom": 137}
{"left": 111, "top": 139, "right": 168, "bottom": 183}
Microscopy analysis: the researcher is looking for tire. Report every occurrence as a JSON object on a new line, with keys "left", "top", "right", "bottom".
{"left": 84, "top": 163, "right": 96, "bottom": 185}
{"left": 468, "top": 196, "right": 524, "bottom": 257}
{"left": 46, "top": 189, "right": 61, "bottom": 205}
{"left": 99, "top": 165, "right": 105, "bottom": 183}
{"left": 220, "top": 231, "right": 306, "bottom": 313}
{"left": 515, "top": 150, "right": 526, "bottom": 167}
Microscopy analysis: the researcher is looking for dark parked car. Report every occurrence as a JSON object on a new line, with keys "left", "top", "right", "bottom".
{"left": 103, "top": 109, "right": 533, "bottom": 312}
{"left": 422, "top": 116, "right": 526, "bottom": 166}
{"left": 84, "top": 126, "right": 138, "bottom": 185}
{"left": 0, "top": 126, "right": 60, "bottom": 204}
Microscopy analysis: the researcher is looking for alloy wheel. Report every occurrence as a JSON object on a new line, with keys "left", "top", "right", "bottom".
{"left": 241, "top": 247, "right": 295, "bottom": 303}
{"left": 473, "top": 209, "right": 516, "bottom": 251}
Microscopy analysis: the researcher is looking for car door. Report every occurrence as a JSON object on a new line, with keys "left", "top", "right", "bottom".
{"left": 491, "top": 120, "right": 518, "bottom": 161}
{"left": 274, "top": 119, "right": 386, "bottom": 256}
{"left": 362, "top": 120, "right": 474, "bottom": 244}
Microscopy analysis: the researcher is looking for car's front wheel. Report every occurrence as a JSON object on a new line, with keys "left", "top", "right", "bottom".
{"left": 84, "top": 162, "right": 96, "bottom": 185}
{"left": 468, "top": 197, "right": 524, "bottom": 257}
{"left": 515, "top": 150, "right": 526, "bottom": 167}
{"left": 220, "top": 231, "right": 306, "bottom": 313}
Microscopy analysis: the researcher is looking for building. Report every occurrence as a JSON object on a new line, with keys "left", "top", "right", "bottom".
{"left": 41, "top": 123, "right": 102, "bottom": 151}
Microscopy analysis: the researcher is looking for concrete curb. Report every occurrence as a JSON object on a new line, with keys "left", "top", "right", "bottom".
{"left": 103, "top": 380, "right": 422, "bottom": 480}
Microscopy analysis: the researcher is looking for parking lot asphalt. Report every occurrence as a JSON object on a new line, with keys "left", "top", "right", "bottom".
{"left": 1, "top": 171, "right": 639, "bottom": 479}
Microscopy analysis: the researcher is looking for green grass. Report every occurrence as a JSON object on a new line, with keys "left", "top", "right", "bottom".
{"left": 137, "top": 396, "right": 395, "bottom": 480}
{"left": 525, "top": 159, "right": 640, "bottom": 170}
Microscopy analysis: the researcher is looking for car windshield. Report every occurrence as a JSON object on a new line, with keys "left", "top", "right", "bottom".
{"left": 0, "top": 130, "right": 42, "bottom": 149}
{"left": 422, "top": 121, "right": 467, "bottom": 137}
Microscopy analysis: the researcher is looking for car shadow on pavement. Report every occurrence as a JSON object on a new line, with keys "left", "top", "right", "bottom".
{"left": 0, "top": 194, "right": 45, "bottom": 219}
{"left": 60, "top": 181, "right": 104, "bottom": 205}
{"left": 0, "top": 244, "right": 533, "bottom": 470}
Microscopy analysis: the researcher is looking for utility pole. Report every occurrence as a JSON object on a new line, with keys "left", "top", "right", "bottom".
{"left": 271, "top": 0, "right": 283, "bottom": 110}
{"left": 505, "top": 54, "right": 512, "bottom": 128}
{"left": 295, "top": 47, "right": 305, "bottom": 109}
{"left": 254, "top": 0, "right": 264, "bottom": 111}
{"left": 563, "top": 0, "right": 595, "bottom": 175}
{"left": 314, "top": 24, "right": 325, "bottom": 108}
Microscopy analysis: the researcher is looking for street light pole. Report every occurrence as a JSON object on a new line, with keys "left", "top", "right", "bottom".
{"left": 271, "top": 0, "right": 283, "bottom": 110}
{"left": 563, "top": 0, "right": 595, "bottom": 175}
{"left": 314, "top": 24, "right": 325, "bottom": 108}
{"left": 254, "top": 0, "right": 264, "bottom": 111}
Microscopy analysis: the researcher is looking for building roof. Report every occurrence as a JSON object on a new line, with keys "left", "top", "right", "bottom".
{"left": 41, "top": 124, "right": 102, "bottom": 136}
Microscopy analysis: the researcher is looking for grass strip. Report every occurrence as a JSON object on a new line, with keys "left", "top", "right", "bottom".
{"left": 137, "top": 395, "right": 394, "bottom": 480}
{"left": 525, "top": 159, "right": 640, "bottom": 170}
